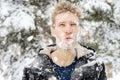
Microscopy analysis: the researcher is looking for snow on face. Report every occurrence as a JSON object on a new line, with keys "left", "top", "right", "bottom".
{"left": 55, "top": 33, "right": 76, "bottom": 50}
{"left": 53, "top": 57, "right": 58, "bottom": 62}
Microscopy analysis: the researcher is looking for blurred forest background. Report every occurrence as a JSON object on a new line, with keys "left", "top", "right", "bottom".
{"left": 0, "top": 0, "right": 120, "bottom": 80}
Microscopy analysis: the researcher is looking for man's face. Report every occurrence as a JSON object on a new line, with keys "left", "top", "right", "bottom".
{"left": 52, "top": 12, "right": 80, "bottom": 49}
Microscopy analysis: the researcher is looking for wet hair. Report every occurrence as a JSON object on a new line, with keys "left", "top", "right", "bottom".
{"left": 51, "top": 1, "right": 81, "bottom": 27}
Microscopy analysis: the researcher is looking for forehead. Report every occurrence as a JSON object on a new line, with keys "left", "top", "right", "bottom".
{"left": 55, "top": 12, "right": 79, "bottom": 23}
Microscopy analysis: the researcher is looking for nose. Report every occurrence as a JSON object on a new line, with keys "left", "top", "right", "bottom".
{"left": 65, "top": 25, "right": 72, "bottom": 35}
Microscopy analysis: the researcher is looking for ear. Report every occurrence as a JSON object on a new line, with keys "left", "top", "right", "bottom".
{"left": 50, "top": 27, "right": 55, "bottom": 37}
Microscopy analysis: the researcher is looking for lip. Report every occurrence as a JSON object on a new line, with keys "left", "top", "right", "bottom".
{"left": 65, "top": 36, "right": 72, "bottom": 41}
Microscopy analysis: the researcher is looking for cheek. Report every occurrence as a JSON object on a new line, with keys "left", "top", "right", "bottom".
{"left": 55, "top": 28, "right": 60, "bottom": 35}
{"left": 72, "top": 27, "right": 79, "bottom": 35}
{"left": 72, "top": 27, "right": 80, "bottom": 41}
{"left": 54, "top": 28, "right": 64, "bottom": 38}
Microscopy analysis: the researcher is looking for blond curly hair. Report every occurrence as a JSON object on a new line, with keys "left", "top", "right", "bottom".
{"left": 51, "top": 1, "right": 81, "bottom": 27}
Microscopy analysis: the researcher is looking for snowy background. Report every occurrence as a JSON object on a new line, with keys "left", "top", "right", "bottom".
{"left": 0, "top": 0, "right": 120, "bottom": 80}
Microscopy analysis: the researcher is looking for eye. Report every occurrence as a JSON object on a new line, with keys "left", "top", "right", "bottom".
{"left": 59, "top": 23, "right": 65, "bottom": 27}
{"left": 71, "top": 23, "right": 76, "bottom": 26}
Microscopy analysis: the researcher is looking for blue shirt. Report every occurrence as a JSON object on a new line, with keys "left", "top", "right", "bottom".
{"left": 51, "top": 56, "right": 77, "bottom": 80}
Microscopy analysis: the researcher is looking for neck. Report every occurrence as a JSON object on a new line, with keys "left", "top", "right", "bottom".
{"left": 51, "top": 46, "right": 76, "bottom": 67}
{"left": 56, "top": 46, "right": 76, "bottom": 55}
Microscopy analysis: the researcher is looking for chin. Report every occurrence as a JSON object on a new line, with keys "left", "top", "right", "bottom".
{"left": 56, "top": 37, "right": 77, "bottom": 50}
{"left": 57, "top": 41, "right": 75, "bottom": 50}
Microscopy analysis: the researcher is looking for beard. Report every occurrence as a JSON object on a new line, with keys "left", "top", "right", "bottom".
{"left": 56, "top": 38, "right": 74, "bottom": 50}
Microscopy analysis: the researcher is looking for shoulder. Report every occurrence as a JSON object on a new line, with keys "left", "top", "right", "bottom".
{"left": 27, "top": 44, "right": 55, "bottom": 66}
{"left": 22, "top": 54, "right": 54, "bottom": 79}
{"left": 29, "top": 54, "right": 52, "bottom": 69}
{"left": 75, "top": 43, "right": 106, "bottom": 70}
{"left": 73, "top": 52, "right": 106, "bottom": 79}
{"left": 75, "top": 43, "right": 95, "bottom": 59}
{"left": 75, "top": 43, "right": 105, "bottom": 74}
{"left": 38, "top": 44, "right": 56, "bottom": 56}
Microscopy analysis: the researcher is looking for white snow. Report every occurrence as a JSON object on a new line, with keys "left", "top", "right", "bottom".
{"left": 53, "top": 57, "right": 58, "bottom": 62}
{"left": 83, "top": 0, "right": 111, "bottom": 12}
{"left": 48, "top": 76, "right": 57, "bottom": 80}
{"left": 2, "top": 10, "right": 35, "bottom": 31}
{"left": 108, "top": 72, "right": 120, "bottom": 80}
{"left": 0, "top": 28, "right": 9, "bottom": 37}
{"left": 27, "top": 36, "right": 34, "bottom": 42}
{"left": 0, "top": 0, "right": 35, "bottom": 31}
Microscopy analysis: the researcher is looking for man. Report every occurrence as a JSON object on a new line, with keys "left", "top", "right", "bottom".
{"left": 22, "top": 1, "right": 107, "bottom": 80}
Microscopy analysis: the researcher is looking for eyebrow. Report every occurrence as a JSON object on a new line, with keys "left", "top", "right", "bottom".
{"left": 58, "top": 21, "right": 77, "bottom": 23}
{"left": 58, "top": 22, "right": 65, "bottom": 24}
